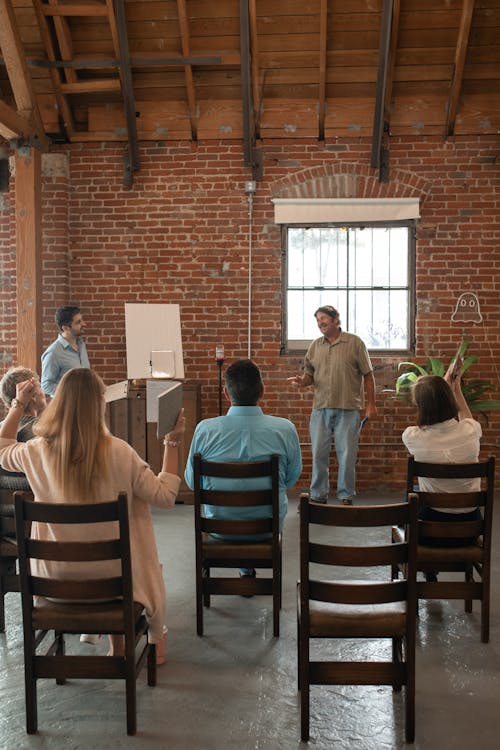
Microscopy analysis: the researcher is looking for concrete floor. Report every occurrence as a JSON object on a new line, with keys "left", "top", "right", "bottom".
{"left": 1, "top": 492, "right": 500, "bottom": 750}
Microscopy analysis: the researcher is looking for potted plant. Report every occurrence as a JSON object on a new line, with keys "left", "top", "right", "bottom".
{"left": 394, "top": 339, "right": 500, "bottom": 424}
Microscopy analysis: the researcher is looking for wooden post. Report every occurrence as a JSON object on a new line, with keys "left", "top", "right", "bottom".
{"left": 14, "top": 146, "right": 42, "bottom": 373}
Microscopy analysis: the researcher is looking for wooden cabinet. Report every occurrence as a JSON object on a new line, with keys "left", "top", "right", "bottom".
{"left": 105, "top": 380, "right": 200, "bottom": 502}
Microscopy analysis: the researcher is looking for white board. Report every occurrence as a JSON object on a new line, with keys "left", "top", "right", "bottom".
{"left": 125, "top": 303, "right": 185, "bottom": 380}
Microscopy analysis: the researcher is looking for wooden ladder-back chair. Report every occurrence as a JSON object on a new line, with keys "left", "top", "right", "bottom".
{"left": 14, "top": 491, "right": 156, "bottom": 735}
{"left": 193, "top": 453, "right": 281, "bottom": 637}
{"left": 392, "top": 456, "right": 495, "bottom": 643}
{"left": 0, "top": 487, "right": 25, "bottom": 632}
{"left": 298, "top": 496, "right": 418, "bottom": 743}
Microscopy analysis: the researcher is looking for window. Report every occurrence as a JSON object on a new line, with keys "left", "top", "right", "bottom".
{"left": 282, "top": 221, "right": 415, "bottom": 353}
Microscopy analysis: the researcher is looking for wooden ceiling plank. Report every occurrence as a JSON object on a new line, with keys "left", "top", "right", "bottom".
{"left": 445, "top": 0, "right": 475, "bottom": 137}
{"left": 60, "top": 78, "right": 120, "bottom": 93}
{"left": 177, "top": 0, "right": 198, "bottom": 140}
{"left": 42, "top": 3, "right": 109, "bottom": 17}
{"left": 0, "top": 0, "right": 48, "bottom": 147}
{"left": 371, "top": 0, "right": 393, "bottom": 171}
{"left": 248, "top": 0, "right": 260, "bottom": 138}
{"left": 32, "top": 0, "right": 75, "bottom": 136}
{"left": 318, "top": 0, "right": 327, "bottom": 141}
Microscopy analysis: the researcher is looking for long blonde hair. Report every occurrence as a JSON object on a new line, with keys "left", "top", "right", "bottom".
{"left": 34, "top": 368, "right": 110, "bottom": 500}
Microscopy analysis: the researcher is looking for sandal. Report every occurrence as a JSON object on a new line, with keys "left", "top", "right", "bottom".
{"left": 342, "top": 498, "right": 353, "bottom": 505}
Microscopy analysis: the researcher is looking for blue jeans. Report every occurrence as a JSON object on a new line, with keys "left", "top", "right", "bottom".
{"left": 309, "top": 408, "right": 360, "bottom": 501}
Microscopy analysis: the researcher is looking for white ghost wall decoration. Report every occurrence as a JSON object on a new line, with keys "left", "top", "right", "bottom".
{"left": 451, "top": 292, "right": 483, "bottom": 323}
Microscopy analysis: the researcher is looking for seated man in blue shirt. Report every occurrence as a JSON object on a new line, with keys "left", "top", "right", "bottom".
{"left": 184, "top": 359, "right": 302, "bottom": 580}
{"left": 41, "top": 306, "right": 90, "bottom": 397}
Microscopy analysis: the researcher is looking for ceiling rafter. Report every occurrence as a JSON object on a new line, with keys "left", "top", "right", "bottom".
{"left": 110, "top": 0, "right": 140, "bottom": 187}
{"left": 32, "top": 0, "right": 75, "bottom": 138}
{"left": 318, "top": 0, "right": 328, "bottom": 142}
{"left": 239, "top": 0, "right": 254, "bottom": 170}
{"left": 383, "top": 0, "right": 400, "bottom": 127}
{"left": 177, "top": 0, "right": 198, "bottom": 141}
{"left": 0, "top": 98, "right": 38, "bottom": 140}
{"left": 248, "top": 0, "right": 260, "bottom": 139}
{"left": 446, "top": 0, "right": 475, "bottom": 137}
{"left": 48, "top": 0, "right": 79, "bottom": 87}
{"left": 0, "top": 0, "right": 49, "bottom": 149}
{"left": 371, "top": 0, "right": 393, "bottom": 176}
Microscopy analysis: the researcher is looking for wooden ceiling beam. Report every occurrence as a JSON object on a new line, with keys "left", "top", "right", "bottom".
{"left": 32, "top": 0, "right": 75, "bottom": 137}
{"left": 371, "top": 0, "right": 393, "bottom": 172}
{"left": 248, "top": 0, "right": 260, "bottom": 138}
{"left": 111, "top": 0, "right": 140, "bottom": 186}
{"left": 446, "top": 0, "right": 475, "bottom": 137}
{"left": 177, "top": 0, "right": 198, "bottom": 140}
{"left": 0, "top": 98, "right": 38, "bottom": 139}
{"left": 0, "top": 0, "right": 49, "bottom": 149}
{"left": 318, "top": 0, "right": 327, "bottom": 141}
{"left": 49, "top": 0, "right": 79, "bottom": 86}
{"left": 239, "top": 0, "right": 255, "bottom": 170}
{"left": 60, "top": 79, "right": 121, "bottom": 94}
{"left": 383, "top": 0, "right": 400, "bottom": 125}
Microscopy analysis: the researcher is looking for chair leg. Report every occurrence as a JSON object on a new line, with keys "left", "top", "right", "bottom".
{"left": 300, "top": 674, "right": 310, "bottom": 742}
{"left": 196, "top": 570, "right": 204, "bottom": 637}
{"left": 203, "top": 566, "right": 210, "bottom": 609}
{"left": 0, "top": 586, "right": 5, "bottom": 633}
{"left": 392, "top": 637, "right": 403, "bottom": 692}
{"left": 25, "top": 631, "right": 38, "bottom": 734}
{"left": 147, "top": 643, "right": 157, "bottom": 687}
{"left": 465, "top": 567, "right": 473, "bottom": 613}
{"left": 55, "top": 632, "right": 66, "bottom": 685}
{"left": 481, "top": 596, "right": 490, "bottom": 644}
{"left": 405, "top": 637, "right": 416, "bottom": 743}
{"left": 273, "top": 567, "right": 280, "bottom": 637}
{"left": 125, "top": 639, "right": 137, "bottom": 736}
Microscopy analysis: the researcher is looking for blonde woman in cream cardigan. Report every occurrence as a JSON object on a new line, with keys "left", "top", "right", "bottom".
{"left": 0, "top": 367, "right": 185, "bottom": 661}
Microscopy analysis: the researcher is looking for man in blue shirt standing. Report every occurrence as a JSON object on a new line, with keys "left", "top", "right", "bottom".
{"left": 41, "top": 306, "right": 90, "bottom": 397}
{"left": 184, "top": 359, "right": 302, "bottom": 580}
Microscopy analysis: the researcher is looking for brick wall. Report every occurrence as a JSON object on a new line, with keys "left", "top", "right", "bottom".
{"left": 0, "top": 136, "right": 499, "bottom": 493}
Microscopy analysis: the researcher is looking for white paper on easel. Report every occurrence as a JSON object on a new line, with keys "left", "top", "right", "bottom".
{"left": 125, "top": 303, "right": 185, "bottom": 380}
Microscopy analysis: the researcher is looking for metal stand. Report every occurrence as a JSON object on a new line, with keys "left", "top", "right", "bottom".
{"left": 217, "top": 359, "right": 224, "bottom": 415}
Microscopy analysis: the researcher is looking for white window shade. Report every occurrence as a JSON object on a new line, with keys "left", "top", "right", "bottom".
{"left": 272, "top": 198, "right": 420, "bottom": 224}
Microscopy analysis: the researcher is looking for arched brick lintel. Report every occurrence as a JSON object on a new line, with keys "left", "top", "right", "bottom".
{"left": 269, "top": 163, "right": 432, "bottom": 204}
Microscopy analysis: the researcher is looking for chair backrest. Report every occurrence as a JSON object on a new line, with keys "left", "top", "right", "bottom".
{"left": 14, "top": 492, "right": 135, "bottom": 628}
{"left": 0, "top": 487, "right": 17, "bottom": 539}
{"left": 193, "top": 453, "right": 280, "bottom": 543}
{"left": 406, "top": 456, "right": 495, "bottom": 546}
{"left": 300, "top": 498, "right": 418, "bottom": 612}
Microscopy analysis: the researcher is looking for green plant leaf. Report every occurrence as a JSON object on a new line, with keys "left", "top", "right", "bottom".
{"left": 469, "top": 400, "right": 500, "bottom": 412}
{"left": 397, "top": 361, "right": 428, "bottom": 376}
{"left": 428, "top": 357, "right": 445, "bottom": 376}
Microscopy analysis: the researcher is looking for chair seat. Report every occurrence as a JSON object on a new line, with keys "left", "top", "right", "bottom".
{"left": 308, "top": 599, "right": 407, "bottom": 638}
{"left": 201, "top": 535, "right": 273, "bottom": 561}
{"left": 392, "top": 525, "right": 483, "bottom": 564}
{"left": 32, "top": 597, "right": 145, "bottom": 633}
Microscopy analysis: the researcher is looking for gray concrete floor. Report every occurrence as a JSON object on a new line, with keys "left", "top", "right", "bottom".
{"left": 1, "top": 492, "right": 500, "bottom": 750}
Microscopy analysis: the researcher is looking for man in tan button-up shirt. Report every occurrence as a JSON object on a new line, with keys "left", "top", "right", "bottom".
{"left": 288, "top": 305, "right": 377, "bottom": 504}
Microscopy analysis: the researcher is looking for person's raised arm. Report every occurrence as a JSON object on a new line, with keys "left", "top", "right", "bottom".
{"left": 0, "top": 379, "right": 37, "bottom": 439}
{"left": 161, "top": 409, "right": 186, "bottom": 475}
{"left": 444, "top": 359, "right": 472, "bottom": 420}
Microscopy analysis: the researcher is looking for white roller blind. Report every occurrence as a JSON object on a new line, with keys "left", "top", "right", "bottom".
{"left": 272, "top": 198, "right": 420, "bottom": 224}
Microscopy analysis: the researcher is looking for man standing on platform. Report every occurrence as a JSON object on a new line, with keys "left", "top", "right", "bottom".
{"left": 41, "top": 306, "right": 90, "bottom": 397}
{"left": 288, "top": 305, "right": 377, "bottom": 505}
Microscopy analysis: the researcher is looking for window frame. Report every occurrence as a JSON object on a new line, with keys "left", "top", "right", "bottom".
{"left": 280, "top": 219, "right": 416, "bottom": 356}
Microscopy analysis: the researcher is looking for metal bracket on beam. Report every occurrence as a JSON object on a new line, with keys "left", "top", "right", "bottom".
{"left": 8, "top": 136, "right": 48, "bottom": 154}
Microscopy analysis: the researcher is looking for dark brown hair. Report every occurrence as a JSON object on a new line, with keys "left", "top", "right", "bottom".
{"left": 412, "top": 375, "right": 458, "bottom": 427}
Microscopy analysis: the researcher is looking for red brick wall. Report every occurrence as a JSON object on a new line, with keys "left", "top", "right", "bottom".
{"left": 1, "top": 136, "right": 499, "bottom": 493}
